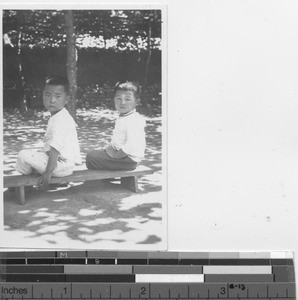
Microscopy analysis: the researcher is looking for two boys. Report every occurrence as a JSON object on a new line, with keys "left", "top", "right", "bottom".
{"left": 15, "top": 77, "right": 145, "bottom": 188}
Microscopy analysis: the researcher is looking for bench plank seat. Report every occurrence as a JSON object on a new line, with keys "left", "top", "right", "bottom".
{"left": 4, "top": 165, "right": 154, "bottom": 205}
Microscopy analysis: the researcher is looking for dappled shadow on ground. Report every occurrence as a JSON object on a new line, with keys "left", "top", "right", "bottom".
{"left": 3, "top": 107, "right": 163, "bottom": 247}
{"left": 3, "top": 177, "right": 162, "bottom": 246}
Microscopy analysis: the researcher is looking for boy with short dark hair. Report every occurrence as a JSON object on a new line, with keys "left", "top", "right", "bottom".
{"left": 15, "top": 76, "right": 81, "bottom": 188}
{"left": 86, "top": 81, "right": 146, "bottom": 170}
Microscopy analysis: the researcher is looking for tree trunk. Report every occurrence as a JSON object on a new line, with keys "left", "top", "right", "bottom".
{"left": 16, "top": 11, "right": 27, "bottom": 110}
{"left": 102, "top": 17, "right": 107, "bottom": 49}
{"left": 142, "top": 18, "right": 152, "bottom": 107}
{"left": 64, "top": 10, "right": 78, "bottom": 121}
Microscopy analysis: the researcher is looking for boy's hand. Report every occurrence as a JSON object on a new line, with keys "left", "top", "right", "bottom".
{"left": 38, "top": 171, "right": 53, "bottom": 189}
{"left": 105, "top": 145, "right": 118, "bottom": 158}
{"left": 105, "top": 145, "right": 127, "bottom": 159}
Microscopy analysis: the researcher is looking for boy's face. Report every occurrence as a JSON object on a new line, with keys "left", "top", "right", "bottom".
{"left": 43, "top": 84, "right": 69, "bottom": 115}
{"left": 114, "top": 90, "right": 140, "bottom": 115}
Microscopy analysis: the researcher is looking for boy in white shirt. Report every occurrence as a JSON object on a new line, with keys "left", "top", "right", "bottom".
{"left": 15, "top": 76, "right": 81, "bottom": 188}
{"left": 86, "top": 81, "right": 146, "bottom": 170}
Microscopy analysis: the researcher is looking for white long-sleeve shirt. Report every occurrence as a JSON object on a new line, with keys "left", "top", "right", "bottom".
{"left": 110, "top": 110, "right": 146, "bottom": 162}
{"left": 43, "top": 108, "right": 81, "bottom": 164}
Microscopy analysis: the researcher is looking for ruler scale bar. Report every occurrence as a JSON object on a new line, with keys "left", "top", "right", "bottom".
{"left": 4, "top": 266, "right": 64, "bottom": 273}
{"left": 64, "top": 265, "right": 133, "bottom": 274}
{"left": 205, "top": 274, "right": 275, "bottom": 282}
{"left": 0, "top": 285, "right": 296, "bottom": 299}
{"left": 0, "top": 251, "right": 295, "bottom": 300}
{"left": 136, "top": 274, "right": 205, "bottom": 283}
{"left": 0, "top": 258, "right": 294, "bottom": 265}
{"left": 1, "top": 274, "right": 288, "bottom": 283}
{"left": 134, "top": 266, "right": 204, "bottom": 274}
{"left": 117, "top": 259, "right": 148, "bottom": 265}
{"left": 0, "top": 266, "right": 295, "bottom": 280}
{"left": 88, "top": 258, "right": 116, "bottom": 265}
{"left": 204, "top": 266, "right": 273, "bottom": 274}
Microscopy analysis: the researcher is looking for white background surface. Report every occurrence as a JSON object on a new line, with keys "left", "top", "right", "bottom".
{"left": 1, "top": 0, "right": 298, "bottom": 264}
{"left": 166, "top": 0, "right": 298, "bottom": 252}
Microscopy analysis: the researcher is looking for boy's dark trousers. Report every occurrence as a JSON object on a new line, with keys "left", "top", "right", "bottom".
{"left": 86, "top": 150, "right": 138, "bottom": 170}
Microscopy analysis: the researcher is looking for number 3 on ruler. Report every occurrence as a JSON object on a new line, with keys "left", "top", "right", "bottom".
{"left": 220, "top": 287, "right": 226, "bottom": 295}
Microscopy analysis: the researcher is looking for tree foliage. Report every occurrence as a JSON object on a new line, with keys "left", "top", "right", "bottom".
{"left": 3, "top": 9, "right": 162, "bottom": 51}
{"left": 3, "top": 10, "right": 66, "bottom": 48}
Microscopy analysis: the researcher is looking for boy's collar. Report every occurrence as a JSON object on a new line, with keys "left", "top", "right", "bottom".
{"left": 50, "top": 107, "right": 66, "bottom": 117}
{"left": 119, "top": 109, "right": 136, "bottom": 117}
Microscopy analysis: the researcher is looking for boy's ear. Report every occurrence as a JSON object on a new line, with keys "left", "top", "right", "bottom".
{"left": 136, "top": 98, "right": 141, "bottom": 106}
{"left": 66, "top": 94, "right": 70, "bottom": 103}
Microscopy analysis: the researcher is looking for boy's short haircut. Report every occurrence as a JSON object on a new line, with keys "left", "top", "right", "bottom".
{"left": 45, "top": 76, "right": 70, "bottom": 94}
{"left": 114, "top": 81, "right": 141, "bottom": 99}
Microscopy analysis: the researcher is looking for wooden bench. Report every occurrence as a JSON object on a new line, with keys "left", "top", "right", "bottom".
{"left": 4, "top": 165, "right": 154, "bottom": 205}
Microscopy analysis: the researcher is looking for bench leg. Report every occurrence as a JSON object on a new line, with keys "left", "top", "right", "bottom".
{"left": 15, "top": 186, "right": 25, "bottom": 205}
{"left": 121, "top": 176, "right": 138, "bottom": 193}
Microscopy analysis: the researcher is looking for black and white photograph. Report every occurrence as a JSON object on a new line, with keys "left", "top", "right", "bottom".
{"left": 1, "top": 5, "right": 167, "bottom": 249}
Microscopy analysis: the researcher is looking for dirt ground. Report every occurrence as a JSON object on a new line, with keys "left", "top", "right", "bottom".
{"left": 2, "top": 107, "right": 165, "bottom": 250}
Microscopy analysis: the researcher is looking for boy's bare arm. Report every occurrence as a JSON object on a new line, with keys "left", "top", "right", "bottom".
{"left": 38, "top": 147, "right": 59, "bottom": 188}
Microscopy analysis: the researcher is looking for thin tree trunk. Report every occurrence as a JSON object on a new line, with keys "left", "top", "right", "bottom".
{"left": 102, "top": 18, "right": 107, "bottom": 49}
{"left": 142, "top": 18, "right": 152, "bottom": 106}
{"left": 16, "top": 11, "right": 27, "bottom": 110}
{"left": 64, "top": 10, "right": 77, "bottom": 120}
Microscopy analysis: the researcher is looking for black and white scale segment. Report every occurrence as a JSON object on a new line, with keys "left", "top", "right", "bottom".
{"left": 0, "top": 251, "right": 295, "bottom": 300}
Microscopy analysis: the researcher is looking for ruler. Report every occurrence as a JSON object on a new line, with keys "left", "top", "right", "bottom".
{"left": 0, "top": 251, "right": 295, "bottom": 300}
